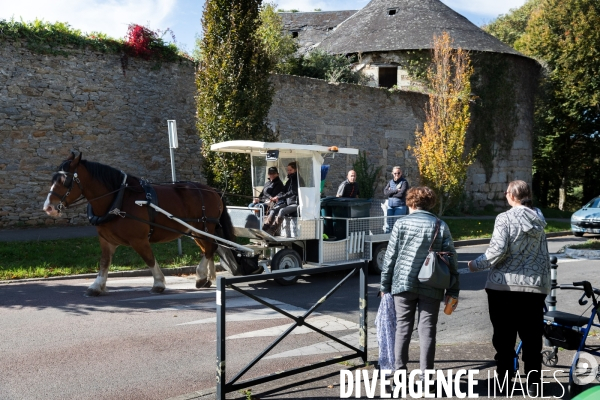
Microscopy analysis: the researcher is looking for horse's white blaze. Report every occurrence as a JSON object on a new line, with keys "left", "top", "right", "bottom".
{"left": 196, "top": 256, "right": 209, "bottom": 281}
{"left": 43, "top": 183, "right": 59, "bottom": 216}
{"left": 88, "top": 268, "right": 108, "bottom": 293}
{"left": 149, "top": 259, "right": 166, "bottom": 289}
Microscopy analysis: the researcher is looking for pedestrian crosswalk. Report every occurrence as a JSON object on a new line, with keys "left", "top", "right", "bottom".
{"left": 117, "top": 279, "right": 375, "bottom": 359}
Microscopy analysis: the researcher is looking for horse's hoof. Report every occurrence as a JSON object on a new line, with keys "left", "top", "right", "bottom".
{"left": 195, "top": 279, "right": 212, "bottom": 289}
{"left": 150, "top": 287, "right": 165, "bottom": 294}
{"left": 84, "top": 289, "right": 101, "bottom": 297}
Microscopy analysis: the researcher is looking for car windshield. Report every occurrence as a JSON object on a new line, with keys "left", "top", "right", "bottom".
{"left": 584, "top": 197, "right": 600, "bottom": 208}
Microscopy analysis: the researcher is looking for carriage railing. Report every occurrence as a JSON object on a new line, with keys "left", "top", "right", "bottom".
{"left": 216, "top": 262, "right": 368, "bottom": 400}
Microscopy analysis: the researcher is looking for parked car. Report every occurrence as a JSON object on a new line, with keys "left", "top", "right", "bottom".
{"left": 571, "top": 196, "right": 600, "bottom": 237}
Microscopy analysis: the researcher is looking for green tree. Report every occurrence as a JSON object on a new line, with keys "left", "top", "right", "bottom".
{"left": 517, "top": 0, "right": 600, "bottom": 209}
{"left": 411, "top": 32, "right": 478, "bottom": 215}
{"left": 278, "top": 49, "right": 368, "bottom": 84}
{"left": 257, "top": 2, "right": 298, "bottom": 66}
{"left": 482, "top": 0, "right": 541, "bottom": 49}
{"left": 352, "top": 151, "right": 382, "bottom": 199}
{"left": 196, "top": 0, "right": 276, "bottom": 201}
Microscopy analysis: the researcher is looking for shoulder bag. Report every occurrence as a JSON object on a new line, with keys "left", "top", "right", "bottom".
{"left": 418, "top": 219, "right": 452, "bottom": 289}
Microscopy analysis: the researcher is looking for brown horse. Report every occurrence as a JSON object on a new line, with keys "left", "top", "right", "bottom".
{"left": 43, "top": 153, "right": 236, "bottom": 296}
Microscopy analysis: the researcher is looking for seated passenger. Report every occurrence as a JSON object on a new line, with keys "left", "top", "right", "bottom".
{"left": 264, "top": 161, "right": 303, "bottom": 235}
{"left": 249, "top": 166, "right": 284, "bottom": 214}
{"left": 336, "top": 170, "right": 360, "bottom": 198}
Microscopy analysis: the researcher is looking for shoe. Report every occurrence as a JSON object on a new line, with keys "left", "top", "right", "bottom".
{"left": 528, "top": 383, "right": 539, "bottom": 397}
{"left": 266, "top": 216, "right": 283, "bottom": 236}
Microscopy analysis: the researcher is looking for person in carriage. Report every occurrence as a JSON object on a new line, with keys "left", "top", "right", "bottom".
{"left": 249, "top": 166, "right": 284, "bottom": 214}
{"left": 263, "top": 161, "right": 304, "bottom": 235}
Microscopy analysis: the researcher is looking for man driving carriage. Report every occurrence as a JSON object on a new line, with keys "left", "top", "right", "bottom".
{"left": 249, "top": 166, "right": 284, "bottom": 213}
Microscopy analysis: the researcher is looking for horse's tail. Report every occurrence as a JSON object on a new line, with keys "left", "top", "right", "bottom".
{"left": 217, "top": 199, "right": 236, "bottom": 243}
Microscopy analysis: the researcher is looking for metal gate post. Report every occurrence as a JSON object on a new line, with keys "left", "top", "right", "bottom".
{"left": 359, "top": 261, "right": 368, "bottom": 363}
{"left": 545, "top": 256, "right": 558, "bottom": 347}
{"left": 216, "top": 276, "right": 226, "bottom": 400}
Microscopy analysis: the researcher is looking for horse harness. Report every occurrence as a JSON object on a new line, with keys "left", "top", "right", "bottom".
{"left": 87, "top": 172, "right": 128, "bottom": 226}
{"left": 86, "top": 177, "right": 221, "bottom": 238}
{"left": 51, "top": 170, "right": 84, "bottom": 213}
{"left": 140, "top": 179, "right": 158, "bottom": 238}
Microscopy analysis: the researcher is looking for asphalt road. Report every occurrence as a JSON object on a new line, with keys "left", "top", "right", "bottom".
{"left": 0, "top": 236, "right": 598, "bottom": 400}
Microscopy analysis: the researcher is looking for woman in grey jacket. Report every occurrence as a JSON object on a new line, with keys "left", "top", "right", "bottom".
{"left": 380, "top": 186, "right": 460, "bottom": 376}
{"left": 469, "top": 180, "right": 550, "bottom": 396}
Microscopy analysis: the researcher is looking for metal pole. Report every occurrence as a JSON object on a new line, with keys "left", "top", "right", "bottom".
{"left": 359, "top": 261, "right": 368, "bottom": 364}
{"left": 545, "top": 256, "right": 558, "bottom": 346}
{"left": 169, "top": 147, "right": 182, "bottom": 255}
{"left": 216, "top": 276, "right": 226, "bottom": 400}
{"left": 167, "top": 120, "right": 182, "bottom": 256}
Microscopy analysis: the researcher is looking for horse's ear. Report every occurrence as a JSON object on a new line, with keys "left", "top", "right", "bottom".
{"left": 67, "top": 152, "right": 75, "bottom": 161}
{"left": 72, "top": 152, "right": 82, "bottom": 167}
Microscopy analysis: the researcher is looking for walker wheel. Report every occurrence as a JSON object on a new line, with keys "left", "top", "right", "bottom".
{"left": 542, "top": 350, "right": 558, "bottom": 367}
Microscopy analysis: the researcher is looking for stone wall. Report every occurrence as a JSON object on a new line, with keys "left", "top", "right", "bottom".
{"left": 0, "top": 41, "right": 534, "bottom": 228}
{"left": 0, "top": 40, "right": 200, "bottom": 227}
{"left": 268, "top": 73, "right": 535, "bottom": 208}
{"left": 268, "top": 74, "right": 427, "bottom": 197}
{"left": 464, "top": 54, "right": 538, "bottom": 208}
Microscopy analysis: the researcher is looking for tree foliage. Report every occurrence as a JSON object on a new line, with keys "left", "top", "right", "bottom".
{"left": 482, "top": 0, "right": 541, "bottom": 49}
{"left": 278, "top": 49, "right": 369, "bottom": 84}
{"left": 196, "top": 0, "right": 276, "bottom": 202}
{"left": 518, "top": 0, "right": 600, "bottom": 209}
{"left": 257, "top": 3, "right": 298, "bottom": 66}
{"left": 411, "top": 32, "right": 478, "bottom": 215}
{"left": 352, "top": 151, "right": 382, "bottom": 200}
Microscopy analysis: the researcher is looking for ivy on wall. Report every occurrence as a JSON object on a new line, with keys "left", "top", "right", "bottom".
{"left": 400, "top": 50, "right": 519, "bottom": 182}
{"left": 469, "top": 53, "right": 518, "bottom": 181}
{"left": 0, "top": 19, "right": 187, "bottom": 65}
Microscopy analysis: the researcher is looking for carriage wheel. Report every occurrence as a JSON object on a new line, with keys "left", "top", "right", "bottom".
{"left": 271, "top": 249, "right": 302, "bottom": 286}
{"left": 369, "top": 243, "right": 388, "bottom": 274}
{"left": 542, "top": 350, "right": 558, "bottom": 367}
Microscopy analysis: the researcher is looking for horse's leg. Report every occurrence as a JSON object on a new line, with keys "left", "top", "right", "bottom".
{"left": 130, "top": 240, "right": 166, "bottom": 294}
{"left": 194, "top": 238, "right": 215, "bottom": 288}
{"left": 85, "top": 237, "right": 117, "bottom": 297}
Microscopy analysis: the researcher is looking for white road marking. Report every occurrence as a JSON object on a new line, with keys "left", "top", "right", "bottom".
{"left": 177, "top": 307, "right": 310, "bottom": 325}
{"left": 264, "top": 328, "right": 379, "bottom": 359}
{"left": 226, "top": 315, "right": 357, "bottom": 339}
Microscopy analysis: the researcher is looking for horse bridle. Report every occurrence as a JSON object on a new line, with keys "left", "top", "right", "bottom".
{"left": 50, "top": 169, "right": 84, "bottom": 212}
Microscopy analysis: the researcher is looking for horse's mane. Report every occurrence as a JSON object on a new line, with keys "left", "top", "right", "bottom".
{"left": 83, "top": 160, "right": 141, "bottom": 191}
{"left": 54, "top": 159, "right": 139, "bottom": 191}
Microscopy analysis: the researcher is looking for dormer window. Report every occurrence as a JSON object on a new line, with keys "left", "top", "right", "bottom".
{"left": 388, "top": 8, "right": 397, "bottom": 15}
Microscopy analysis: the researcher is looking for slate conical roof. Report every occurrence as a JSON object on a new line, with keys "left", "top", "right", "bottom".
{"left": 318, "top": 0, "right": 522, "bottom": 56}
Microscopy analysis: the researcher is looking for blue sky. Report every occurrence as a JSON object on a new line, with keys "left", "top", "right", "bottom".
{"left": 1, "top": 0, "right": 527, "bottom": 54}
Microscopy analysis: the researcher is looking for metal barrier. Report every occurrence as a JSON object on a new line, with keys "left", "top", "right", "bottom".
{"left": 216, "top": 262, "right": 369, "bottom": 399}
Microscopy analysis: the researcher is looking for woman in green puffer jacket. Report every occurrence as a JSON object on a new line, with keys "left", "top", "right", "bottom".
{"left": 380, "top": 186, "right": 460, "bottom": 376}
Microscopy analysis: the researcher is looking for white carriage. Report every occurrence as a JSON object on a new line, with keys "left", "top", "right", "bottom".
{"left": 208, "top": 141, "right": 404, "bottom": 285}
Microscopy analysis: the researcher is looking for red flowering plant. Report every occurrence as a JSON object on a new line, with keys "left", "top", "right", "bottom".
{"left": 124, "top": 24, "right": 179, "bottom": 61}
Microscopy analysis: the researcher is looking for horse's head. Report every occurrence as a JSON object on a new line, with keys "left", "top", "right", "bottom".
{"left": 43, "top": 152, "right": 84, "bottom": 217}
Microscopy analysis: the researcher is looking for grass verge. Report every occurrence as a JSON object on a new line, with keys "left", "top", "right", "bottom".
{"left": 0, "top": 236, "right": 203, "bottom": 280}
{"left": 0, "top": 219, "right": 572, "bottom": 280}
{"left": 569, "top": 240, "right": 600, "bottom": 250}
{"left": 444, "top": 219, "right": 570, "bottom": 241}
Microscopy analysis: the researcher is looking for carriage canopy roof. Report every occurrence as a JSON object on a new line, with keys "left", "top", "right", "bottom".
{"left": 211, "top": 140, "right": 359, "bottom": 156}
